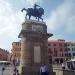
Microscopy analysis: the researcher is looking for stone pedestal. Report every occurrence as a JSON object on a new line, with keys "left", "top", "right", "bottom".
{"left": 18, "top": 20, "right": 53, "bottom": 75}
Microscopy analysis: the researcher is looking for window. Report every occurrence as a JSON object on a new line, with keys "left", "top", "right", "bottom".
{"left": 54, "top": 44, "right": 56, "bottom": 46}
{"left": 71, "top": 44, "right": 73, "bottom": 46}
{"left": 54, "top": 48, "right": 57, "bottom": 51}
{"left": 54, "top": 53, "right": 57, "bottom": 56}
{"left": 48, "top": 44, "right": 51, "bottom": 46}
{"left": 72, "top": 48, "right": 74, "bottom": 51}
{"left": 65, "top": 53, "right": 67, "bottom": 56}
{"left": 17, "top": 42, "right": 19, "bottom": 46}
{"left": 73, "top": 53, "right": 75, "bottom": 56}
{"left": 16, "top": 43, "right": 17, "bottom": 46}
{"left": 64, "top": 43, "right": 67, "bottom": 46}
{"left": 68, "top": 53, "right": 71, "bottom": 57}
{"left": 65, "top": 48, "right": 67, "bottom": 51}
{"left": 54, "top": 48, "right": 57, "bottom": 56}
{"left": 49, "top": 48, "right": 51, "bottom": 51}
{"left": 20, "top": 48, "right": 21, "bottom": 50}
{"left": 66, "top": 53, "right": 68, "bottom": 57}
{"left": 68, "top": 48, "right": 70, "bottom": 51}
{"left": 67, "top": 44, "right": 70, "bottom": 46}
{"left": 59, "top": 43, "right": 62, "bottom": 46}
{"left": 54, "top": 48, "right": 57, "bottom": 53}
{"left": 20, "top": 43, "right": 21, "bottom": 46}
{"left": 62, "top": 54, "right": 63, "bottom": 56}
{"left": 48, "top": 48, "right": 52, "bottom": 53}
{"left": 60, "top": 48, "right": 63, "bottom": 52}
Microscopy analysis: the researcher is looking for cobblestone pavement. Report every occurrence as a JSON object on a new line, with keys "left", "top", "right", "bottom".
{"left": 0, "top": 65, "right": 19, "bottom": 75}
{"left": 0, "top": 64, "right": 62, "bottom": 75}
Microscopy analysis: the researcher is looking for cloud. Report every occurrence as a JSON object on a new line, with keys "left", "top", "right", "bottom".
{"left": 66, "top": 15, "right": 75, "bottom": 33}
{"left": 0, "top": 0, "right": 43, "bottom": 51}
{"left": 0, "top": 0, "right": 24, "bottom": 50}
{"left": 46, "top": 0, "right": 75, "bottom": 34}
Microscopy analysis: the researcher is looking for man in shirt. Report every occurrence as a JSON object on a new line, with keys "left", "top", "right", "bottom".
{"left": 40, "top": 64, "right": 48, "bottom": 75}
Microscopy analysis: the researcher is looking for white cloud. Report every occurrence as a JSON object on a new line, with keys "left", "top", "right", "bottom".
{"left": 46, "top": 0, "right": 75, "bottom": 34}
{"left": 0, "top": 0, "right": 24, "bottom": 51}
{"left": 1, "top": 0, "right": 75, "bottom": 51}
{"left": 0, "top": 0, "right": 43, "bottom": 51}
{"left": 66, "top": 16, "right": 75, "bottom": 33}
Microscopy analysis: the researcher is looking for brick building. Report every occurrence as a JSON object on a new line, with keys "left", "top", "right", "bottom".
{"left": 0, "top": 48, "right": 9, "bottom": 61}
{"left": 11, "top": 41, "right": 21, "bottom": 64}
{"left": 48, "top": 39, "right": 67, "bottom": 64}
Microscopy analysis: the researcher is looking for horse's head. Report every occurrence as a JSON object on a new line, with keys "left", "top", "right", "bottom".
{"left": 21, "top": 8, "right": 27, "bottom": 12}
{"left": 38, "top": 8, "right": 44, "bottom": 15}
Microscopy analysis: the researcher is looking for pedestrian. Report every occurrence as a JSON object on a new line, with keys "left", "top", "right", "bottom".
{"left": 13, "top": 67, "right": 17, "bottom": 75}
{"left": 14, "top": 67, "right": 17, "bottom": 72}
{"left": 16, "top": 70, "right": 20, "bottom": 75}
{"left": 62, "top": 62, "right": 65, "bottom": 69}
{"left": 13, "top": 59, "right": 16, "bottom": 66}
{"left": 13, "top": 70, "right": 16, "bottom": 75}
{"left": 40, "top": 64, "right": 48, "bottom": 75}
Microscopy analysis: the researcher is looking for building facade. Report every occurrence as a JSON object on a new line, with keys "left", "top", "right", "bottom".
{"left": 0, "top": 48, "right": 9, "bottom": 61}
{"left": 66, "top": 42, "right": 75, "bottom": 60}
{"left": 11, "top": 40, "right": 75, "bottom": 64}
{"left": 48, "top": 39, "right": 67, "bottom": 64}
{"left": 11, "top": 41, "right": 21, "bottom": 64}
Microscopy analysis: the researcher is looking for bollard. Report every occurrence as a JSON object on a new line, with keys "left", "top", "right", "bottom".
{"left": 2, "top": 67, "right": 5, "bottom": 75}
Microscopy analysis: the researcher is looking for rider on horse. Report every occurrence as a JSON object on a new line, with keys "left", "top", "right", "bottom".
{"left": 34, "top": 4, "right": 40, "bottom": 17}
{"left": 21, "top": 4, "right": 44, "bottom": 21}
{"left": 34, "top": 4, "right": 40, "bottom": 9}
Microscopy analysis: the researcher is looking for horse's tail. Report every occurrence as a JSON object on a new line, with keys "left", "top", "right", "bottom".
{"left": 21, "top": 8, "right": 27, "bottom": 12}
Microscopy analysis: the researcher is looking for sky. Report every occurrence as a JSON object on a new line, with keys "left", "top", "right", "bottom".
{"left": 0, "top": 0, "right": 75, "bottom": 52}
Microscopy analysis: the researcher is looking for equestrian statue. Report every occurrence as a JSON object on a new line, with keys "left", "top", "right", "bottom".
{"left": 21, "top": 4, "right": 44, "bottom": 21}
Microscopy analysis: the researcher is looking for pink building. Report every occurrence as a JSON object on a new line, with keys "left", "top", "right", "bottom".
{"left": 0, "top": 48, "right": 9, "bottom": 61}
{"left": 48, "top": 39, "right": 67, "bottom": 64}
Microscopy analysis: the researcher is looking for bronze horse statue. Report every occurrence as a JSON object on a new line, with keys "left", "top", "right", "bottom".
{"left": 21, "top": 5, "right": 44, "bottom": 21}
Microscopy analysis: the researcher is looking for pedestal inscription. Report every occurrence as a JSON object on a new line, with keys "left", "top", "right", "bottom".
{"left": 34, "top": 46, "right": 41, "bottom": 63}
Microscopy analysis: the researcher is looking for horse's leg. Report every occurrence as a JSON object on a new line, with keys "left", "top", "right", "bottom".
{"left": 38, "top": 17, "right": 39, "bottom": 21}
{"left": 29, "top": 15, "right": 31, "bottom": 20}
{"left": 25, "top": 14, "right": 27, "bottom": 19}
{"left": 42, "top": 18, "right": 43, "bottom": 22}
{"left": 36, "top": 17, "right": 37, "bottom": 19}
{"left": 40, "top": 17, "right": 43, "bottom": 22}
